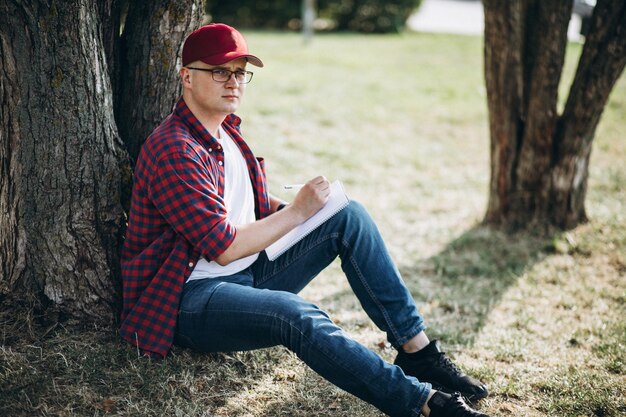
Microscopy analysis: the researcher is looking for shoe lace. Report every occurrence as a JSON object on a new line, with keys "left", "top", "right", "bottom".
{"left": 435, "top": 351, "right": 463, "bottom": 376}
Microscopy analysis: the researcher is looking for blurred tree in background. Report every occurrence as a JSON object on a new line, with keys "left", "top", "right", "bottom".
{"left": 207, "top": 0, "right": 422, "bottom": 33}
{"left": 318, "top": 0, "right": 422, "bottom": 33}
{"left": 482, "top": 0, "right": 625, "bottom": 230}
{"left": 206, "top": 0, "right": 299, "bottom": 30}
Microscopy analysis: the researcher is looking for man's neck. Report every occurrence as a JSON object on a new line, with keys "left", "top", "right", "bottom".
{"left": 183, "top": 95, "right": 226, "bottom": 138}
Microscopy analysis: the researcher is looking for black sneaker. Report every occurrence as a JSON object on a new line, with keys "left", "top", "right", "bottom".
{"left": 394, "top": 340, "right": 488, "bottom": 401}
{"left": 428, "top": 391, "right": 490, "bottom": 417}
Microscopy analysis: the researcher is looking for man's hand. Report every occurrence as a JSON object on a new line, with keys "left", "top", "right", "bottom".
{"left": 213, "top": 175, "right": 331, "bottom": 266}
{"left": 289, "top": 176, "right": 331, "bottom": 222}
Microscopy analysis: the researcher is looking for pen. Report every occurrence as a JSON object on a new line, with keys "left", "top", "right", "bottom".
{"left": 283, "top": 184, "right": 304, "bottom": 190}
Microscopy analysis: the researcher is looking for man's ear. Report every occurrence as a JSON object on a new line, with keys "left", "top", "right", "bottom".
{"left": 180, "top": 67, "right": 192, "bottom": 87}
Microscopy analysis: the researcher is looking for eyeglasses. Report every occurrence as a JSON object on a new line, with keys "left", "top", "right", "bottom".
{"left": 186, "top": 67, "right": 254, "bottom": 84}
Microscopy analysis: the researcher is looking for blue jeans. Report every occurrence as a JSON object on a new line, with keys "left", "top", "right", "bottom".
{"left": 175, "top": 201, "right": 431, "bottom": 416}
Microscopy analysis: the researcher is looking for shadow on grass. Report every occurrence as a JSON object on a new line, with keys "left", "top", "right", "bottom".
{"left": 397, "top": 225, "right": 551, "bottom": 347}
{"left": 311, "top": 224, "right": 555, "bottom": 350}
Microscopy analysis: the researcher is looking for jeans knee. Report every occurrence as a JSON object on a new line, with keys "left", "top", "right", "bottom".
{"left": 329, "top": 200, "right": 378, "bottom": 248}
{"left": 343, "top": 199, "right": 368, "bottom": 219}
{"left": 332, "top": 200, "right": 372, "bottom": 229}
{"left": 276, "top": 297, "right": 337, "bottom": 349}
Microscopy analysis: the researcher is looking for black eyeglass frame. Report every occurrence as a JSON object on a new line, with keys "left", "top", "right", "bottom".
{"left": 186, "top": 67, "right": 254, "bottom": 84}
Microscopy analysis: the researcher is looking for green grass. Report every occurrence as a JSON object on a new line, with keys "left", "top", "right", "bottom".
{"left": 1, "top": 31, "right": 625, "bottom": 416}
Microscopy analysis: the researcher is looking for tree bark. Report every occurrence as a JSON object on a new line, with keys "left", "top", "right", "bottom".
{"left": 97, "top": 0, "right": 122, "bottom": 86}
{"left": 483, "top": 0, "right": 626, "bottom": 231}
{"left": 115, "top": 0, "right": 203, "bottom": 163}
{"left": 0, "top": 0, "right": 130, "bottom": 321}
{"left": 552, "top": 0, "right": 626, "bottom": 228}
{"left": 1, "top": 0, "right": 206, "bottom": 322}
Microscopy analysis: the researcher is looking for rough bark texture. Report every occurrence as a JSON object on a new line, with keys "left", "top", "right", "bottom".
{"left": 97, "top": 0, "right": 124, "bottom": 97}
{"left": 116, "top": 0, "right": 203, "bottom": 162}
{"left": 1, "top": 0, "right": 206, "bottom": 321}
{"left": 0, "top": 0, "right": 130, "bottom": 321}
{"left": 482, "top": 0, "right": 626, "bottom": 230}
{"left": 552, "top": 0, "right": 626, "bottom": 227}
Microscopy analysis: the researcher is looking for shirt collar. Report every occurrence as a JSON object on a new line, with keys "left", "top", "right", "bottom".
{"left": 174, "top": 97, "right": 241, "bottom": 146}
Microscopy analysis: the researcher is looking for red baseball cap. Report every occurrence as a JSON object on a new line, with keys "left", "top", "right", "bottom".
{"left": 182, "top": 23, "right": 264, "bottom": 68}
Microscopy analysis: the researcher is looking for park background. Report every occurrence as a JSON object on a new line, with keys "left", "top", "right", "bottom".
{"left": 1, "top": 0, "right": 624, "bottom": 416}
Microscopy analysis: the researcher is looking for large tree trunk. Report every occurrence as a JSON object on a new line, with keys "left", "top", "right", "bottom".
{"left": 116, "top": 0, "right": 203, "bottom": 162}
{"left": 482, "top": 0, "right": 626, "bottom": 231}
{"left": 0, "top": 0, "right": 204, "bottom": 322}
{"left": 0, "top": 0, "right": 130, "bottom": 321}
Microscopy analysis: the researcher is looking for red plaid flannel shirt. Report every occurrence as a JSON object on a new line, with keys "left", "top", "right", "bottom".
{"left": 120, "top": 98, "right": 272, "bottom": 358}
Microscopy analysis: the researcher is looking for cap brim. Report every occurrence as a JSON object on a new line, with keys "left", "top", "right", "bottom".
{"left": 199, "top": 51, "right": 264, "bottom": 68}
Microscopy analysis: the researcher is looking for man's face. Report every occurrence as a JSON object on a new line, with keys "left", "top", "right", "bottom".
{"left": 183, "top": 57, "right": 248, "bottom": 118}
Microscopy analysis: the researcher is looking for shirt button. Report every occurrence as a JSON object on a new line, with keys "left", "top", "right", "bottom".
{"left": 217, "top": 146, "right": 222, "bottom": 150}
{"left": 188, "top": 262, "right": 194, "bottom": 268}
{"left": 218, "top": 161, "right": 223, "bottom": 166}
{"left": 208, "top": 148, "right": 212, "bottom": 152}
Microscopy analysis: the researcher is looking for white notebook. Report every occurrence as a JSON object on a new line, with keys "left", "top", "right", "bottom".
{"left": 265, "top": 180, "right": 350, "bottom": 261}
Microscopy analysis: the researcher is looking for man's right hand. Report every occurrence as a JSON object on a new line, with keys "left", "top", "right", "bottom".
{"left": 290, "top": 176, "right": 331, "bottom": 223}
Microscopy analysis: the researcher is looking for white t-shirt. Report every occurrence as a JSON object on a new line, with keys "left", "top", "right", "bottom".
{"left": 187, "top": 126, "right": 259, "bottom": 281}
